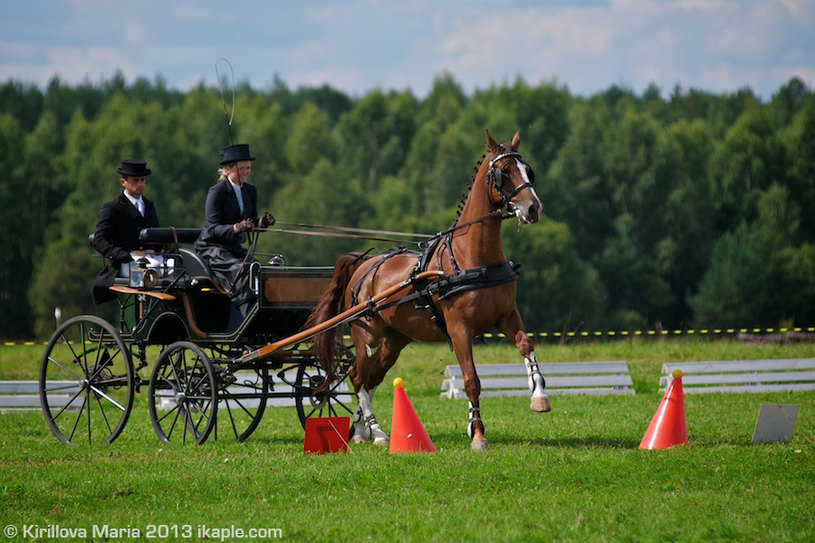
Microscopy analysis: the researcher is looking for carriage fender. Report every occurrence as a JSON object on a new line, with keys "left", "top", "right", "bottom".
{"left": 146, "top": 312, "right": 190, "bottom": 343}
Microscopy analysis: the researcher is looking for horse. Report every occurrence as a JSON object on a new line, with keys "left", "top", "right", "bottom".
{"left": 305, "top": 130, "right": 549, "bottom": 451}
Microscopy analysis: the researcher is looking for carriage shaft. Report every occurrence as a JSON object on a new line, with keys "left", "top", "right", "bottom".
{"left": 239, "top": 270, "right": 444, "bottom": 363}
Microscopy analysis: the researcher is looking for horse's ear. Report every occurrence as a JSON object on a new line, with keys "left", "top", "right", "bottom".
{"left": 510, "top": 131, "right": 521, "bottom": 151}
{"left": 486, "top": 130, "right": 501, "bottom": 154}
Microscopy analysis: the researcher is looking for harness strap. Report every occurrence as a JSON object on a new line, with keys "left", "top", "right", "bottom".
{"left": 170, "top": 227, "right": 180, "bottom": 253}
{"left": 349, "top": 247, "right": 414, "bottom": 307}
{"left": 442, "top": 233, "right": 459, "bottom": 273}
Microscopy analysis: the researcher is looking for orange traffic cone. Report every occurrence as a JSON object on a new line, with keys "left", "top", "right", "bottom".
{"left": 639, "top": 369, "right": 688, "bottom": 450}
{"left": 389, "top": 377, "right": 435, "bottom": 454}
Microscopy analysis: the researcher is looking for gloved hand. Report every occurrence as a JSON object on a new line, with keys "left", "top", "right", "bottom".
{"left": 234, "top": 218, "right": 255, "bottom": 233}
{"left": 112, "top": 250, "right": 134, "bottom": 265}
{"left": 259, "top": 212, "right": 276, "bottom": 228}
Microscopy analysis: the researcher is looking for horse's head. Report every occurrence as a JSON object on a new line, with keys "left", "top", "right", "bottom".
{"left": 485, "top": 130, "right": 541, "bottom": 224}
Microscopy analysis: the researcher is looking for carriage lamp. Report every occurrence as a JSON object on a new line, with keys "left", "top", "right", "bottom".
{"left": 129, "top": 257, "right": 159, "bottom": 289}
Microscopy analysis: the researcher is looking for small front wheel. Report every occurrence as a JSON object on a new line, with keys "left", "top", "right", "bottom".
{"left": 148, "top": 341, "right": 217, "bottom": 444}
{"left": 294, "top": 346, "right": 356, "bottom": 430}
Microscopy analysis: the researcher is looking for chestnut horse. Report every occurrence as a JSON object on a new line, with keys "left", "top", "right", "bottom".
{"left": 306, "top": 130, "right": 549, "bottom": 450}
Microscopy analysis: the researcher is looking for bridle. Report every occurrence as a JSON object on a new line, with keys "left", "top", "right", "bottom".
{"left": 487, "top": 151, "right": 536, "bottom": 209}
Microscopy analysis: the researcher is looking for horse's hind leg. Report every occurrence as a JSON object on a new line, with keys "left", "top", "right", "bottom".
{"left": 349, "top": 324, "right": 390, "bottom": 445}
{"left": 352, "top": 385, "right": 389, "bottom": 445}
{"left": 499, "top": 309, "right": 551, "bottom": 413}
{"left": 352, "top": 329, "right": 412, "bottom": 446}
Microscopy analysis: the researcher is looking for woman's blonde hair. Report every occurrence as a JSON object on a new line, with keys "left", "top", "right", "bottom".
{"left": 217, "top": 163, "right": 236, "bottom": 181}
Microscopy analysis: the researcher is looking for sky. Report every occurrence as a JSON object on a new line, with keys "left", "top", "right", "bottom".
{"left": 1, "top": 0, "right": 813, "bottom": 100}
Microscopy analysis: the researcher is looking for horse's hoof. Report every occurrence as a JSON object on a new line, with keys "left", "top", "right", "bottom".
{"left": 373, "top": 436, "right": 390, "bottom": 447}
{"left": 471, "top": 439, "right": 489, "bottom": 452}
{"left": 351, "top": 434, "right": 368, "bottom": 444}
{"left": 530, "top": 395, "right": 551, "bottom": 412}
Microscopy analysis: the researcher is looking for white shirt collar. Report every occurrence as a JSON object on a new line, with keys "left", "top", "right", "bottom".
{"left": 228, "top": 177, "right": 242, "bottom": 191}
{"left": 123, "top": 191, "right": 143, "bottom": 209}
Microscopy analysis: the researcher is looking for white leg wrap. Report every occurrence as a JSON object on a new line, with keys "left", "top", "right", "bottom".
{"left": 352, "top": 387, "right": 389, "bottom": 445}
{"left": 467, "top": 401, "right": 485, "bottom": 439}
{"left": 525, "top": 352, "right": 551, "bottom": 412}
{"left": 524, "top": 353, "right": 547, "bottom": 398}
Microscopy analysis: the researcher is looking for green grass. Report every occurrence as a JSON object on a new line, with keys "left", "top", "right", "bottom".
{"left": 1, "top": 340, "right": 814, "bottom": 541}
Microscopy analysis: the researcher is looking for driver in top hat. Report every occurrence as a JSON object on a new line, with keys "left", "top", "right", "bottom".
{"left": 91, "top": 159, "right": 161, "bottom": 304}
{"left": 195, "top": 143, "right": 274, "bottom": 319}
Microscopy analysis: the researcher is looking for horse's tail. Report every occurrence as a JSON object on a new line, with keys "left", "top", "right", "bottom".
{"left": 304, "top": 251, "right": 368, "bottom": 382}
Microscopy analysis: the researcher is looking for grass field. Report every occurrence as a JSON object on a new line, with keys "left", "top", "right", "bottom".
{"left": 1, "top": 339, "right": 813, "bottom": 541}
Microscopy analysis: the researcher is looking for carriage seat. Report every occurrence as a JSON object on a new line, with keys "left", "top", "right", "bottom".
{"left": 86, "top": 227, "right": 201, "bottom": 252}
{"left": 139, "top": 227, "right": 201, "bottom": 245}
{"left": 177, "top": 248, "right": 216, "bottom": 289}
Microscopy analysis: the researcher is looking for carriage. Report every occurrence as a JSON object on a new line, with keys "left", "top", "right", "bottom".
{"left": 40, "top": 130, "right": 549, "bottom": 450}
{"left": 40, "top": 226, "right": 359, "bottom": 445}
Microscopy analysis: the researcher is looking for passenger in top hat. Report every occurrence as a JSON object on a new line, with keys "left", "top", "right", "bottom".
{"left": 91, "top": 159, "right": 161, "bottom": 304}
{"left": 195, "top": 143, "right": 274, "bottom": 320}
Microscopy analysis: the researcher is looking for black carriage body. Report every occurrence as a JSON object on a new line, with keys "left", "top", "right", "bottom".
{"left": 111, "top": 229, "right": 333, "bottom": 349}
{"left": 42, "top": 227, "right": 354, "bottom": 445}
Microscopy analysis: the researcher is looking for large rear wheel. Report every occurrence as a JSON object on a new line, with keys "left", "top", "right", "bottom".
{"left": 39, "top": 315, "right": 134, "bottom": 445}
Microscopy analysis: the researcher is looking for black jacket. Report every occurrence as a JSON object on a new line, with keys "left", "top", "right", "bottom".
{"left": 91, "top": 193, "right": 160, "bottom": 303}
{"left": 195, "top": 179, "right": 258, "bottom": 257}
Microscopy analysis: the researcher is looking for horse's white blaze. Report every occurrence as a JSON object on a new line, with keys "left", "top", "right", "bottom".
{"left": 512, "top": 158, "right": 541, "bottom": 223}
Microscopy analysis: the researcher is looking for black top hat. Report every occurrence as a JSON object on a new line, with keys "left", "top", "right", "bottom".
{"left": 220, "top": 143, "right": 256, "bottom": 165}
{"left": 117, "top": 159, "right": 152, "bottom": 177}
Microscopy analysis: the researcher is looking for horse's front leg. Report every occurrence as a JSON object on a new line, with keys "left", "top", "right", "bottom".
{"left": 450, "top": 328, "right": 488, "bottom": 451}
{"left": 500, "top": 309, "right": 551, "bottom": 413}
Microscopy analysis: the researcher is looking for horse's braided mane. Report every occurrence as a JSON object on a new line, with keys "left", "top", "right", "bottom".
{"left": 454, "top": 154, "right": 487, "bottom": 220}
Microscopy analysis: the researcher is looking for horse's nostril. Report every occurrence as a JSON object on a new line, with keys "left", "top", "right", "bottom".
{"left": 528, "top": 205, "right": 538, "bottom": 222}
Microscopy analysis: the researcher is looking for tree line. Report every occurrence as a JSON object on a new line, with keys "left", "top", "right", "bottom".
{"left": 0, "top": 72, "right": 813, "bottom": 339}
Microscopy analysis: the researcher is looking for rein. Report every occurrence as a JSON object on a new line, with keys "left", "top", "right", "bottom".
{"left": 253, "top": 209, "right": 512, "bottom": 246}
{"left": 252, "top": 149, "right": 528, "bottom": 245}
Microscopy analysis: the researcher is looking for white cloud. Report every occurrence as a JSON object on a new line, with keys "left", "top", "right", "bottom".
{"left": 1, "top": 0, "right": 812, "bottom": 99}
{"left": 175, "top": 2, "right": 211, "bottom": 20}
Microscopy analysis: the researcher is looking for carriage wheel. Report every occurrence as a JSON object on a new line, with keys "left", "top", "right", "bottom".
{"left": 215, "top": 365, "right": 269, "bottom": 442}
{"left": 148, "top": 341, "right": 217, "bottom": 444}
{"left": 198, "top": 344, "right": 269, "bottom": 442}
{"left": 294, "top": 343, "right": 356, "bottom": 429}
{"left": 39, "top": 315, "right": 134, "bottom": 445}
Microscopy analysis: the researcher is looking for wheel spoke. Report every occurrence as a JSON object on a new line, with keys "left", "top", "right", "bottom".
{"left": 94, "top": 393, "right": 113, "bottom": 436}
{"left": 88, "top": 385, "right": 126, "bottom": 411}
{"left": 46, "top": 356, "right": 83, "bottom": 381}
{"left": 67, "top": 393, "right": 88, "bottom": 443}
{"left": 49, "top": 387, "right": 85, "bottom": 422}
{"left": 329, "top": 396, "right": 355, "bottom": 416}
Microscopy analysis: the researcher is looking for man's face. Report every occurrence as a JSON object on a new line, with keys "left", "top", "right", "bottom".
{"left": 120, "top": 176, "right": 146, "bottom": 198}
{"left": 229, "top": 160, "right": 252, "bottom": 185}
